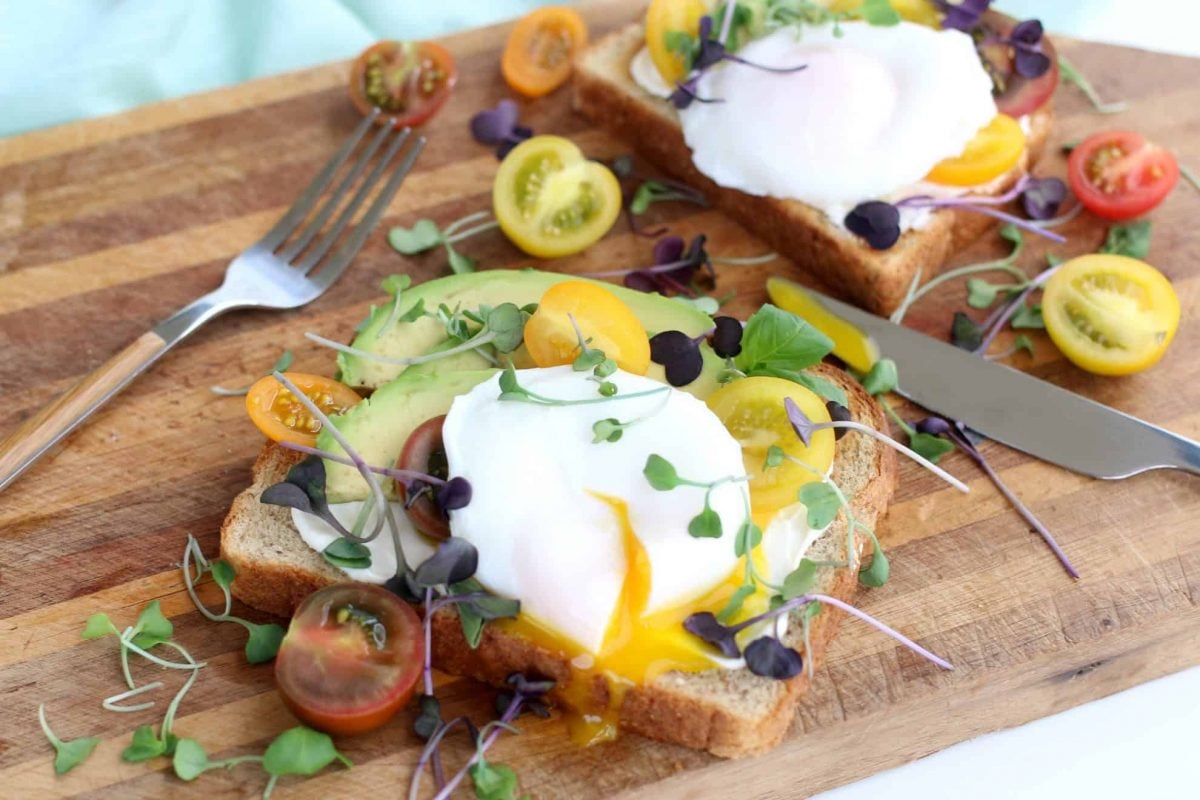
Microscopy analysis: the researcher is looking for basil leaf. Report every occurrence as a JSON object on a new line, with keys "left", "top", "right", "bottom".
{"left": 735, "top": 304, "right": 834, "bottom": 376}
{"left": 748, "top": 365, "right": 849, "bottom": 405}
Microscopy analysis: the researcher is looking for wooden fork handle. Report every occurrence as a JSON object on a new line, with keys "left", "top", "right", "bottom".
{"left": 0, "top": 330, "right": 169, "bottom": 493}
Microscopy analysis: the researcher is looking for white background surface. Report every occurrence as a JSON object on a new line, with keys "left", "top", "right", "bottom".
{"left": 817, "top": 3, "right": 1199, "bottom": 799}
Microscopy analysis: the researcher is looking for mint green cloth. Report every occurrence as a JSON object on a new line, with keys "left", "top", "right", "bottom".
{"left": 0, "top": 0, "right": 552, "bottom": 138}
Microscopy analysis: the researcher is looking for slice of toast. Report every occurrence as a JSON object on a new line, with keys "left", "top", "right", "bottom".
{"left": 573, "top": 23, "right": 1054, "bottom": 316}
{"left": 220, "top": 363, "right": 897, "bottom": 757}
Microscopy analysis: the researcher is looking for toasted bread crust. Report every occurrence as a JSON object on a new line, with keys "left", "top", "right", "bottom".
{"left": 572, "top": 24, "right": 1053, "bottom": 316}
{"left": 221, "top": 364, "right": 895, "bottom": 757}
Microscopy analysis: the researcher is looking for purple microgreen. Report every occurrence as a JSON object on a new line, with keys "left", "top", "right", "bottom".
{"left": 844, "top": 201, "right": 901, "bottom": 250}
{"left": 974, "top": 263, "right": 1061, "bottom": 355}
{"left": 1030, "top": 201, "right": 1085, "bottom": 230}
{"left": 630, "top": 179, "right": 708, "bottom": 215}
{"left": 413, "top": 694, "right": 442, "bottom": 741}
{"left": 469, "top": 99, "right": 534, "bottom": 158}
{"left": 413, "top": 538, "right": 479, "bottom": 588}
{"left": 209, "top": 349, "right": 294, "bottom": 397}
{"left": 824, "top": 400, "right": 853, "bottom": 438}
{"left": 942, "top": 422, "right": 1079, "bottom": 579}
{"left": 588, "top": 234, "right": 715, "bottom": 298}
{"left": 933, "top": 0, "right": 991, "bottom": 31}
{"left": 1021, "top": 177, "right": 1068, "bottom": 220}
{"left": 744, "top": 636, "right": 804, "bottom": 680}
{"left": 710, "top": 316, "right": 743, "bottom": 358}
{"left": 276, "top": 440, "right": 450, "bottom": 489}
{"left": 1007, "top": 19, "right": 1050, "bottom": 78}
{"left": 260, "top": 455, "right": 371, "bottom": 542}
{"left": 896, "top": 196, "right": 1067, "bottom": 244}
{"left": 785, "top": 397, "right": 970, "bottom": 492}
{"left": 683, "top": 611, "right": 741, "bottom": 657}
{"left": 435, "top": 477, "right": 473, "bottom": 513}
{"left": 1058, "top": 55, "right": 1129, "bottom": 114}
{"left": 648, "top": 329, "right": 707, "bottom": 386}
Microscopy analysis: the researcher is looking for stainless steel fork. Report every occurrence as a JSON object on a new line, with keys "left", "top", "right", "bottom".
{"left": 0, "top": 110, "right": 425, "bottom": 492}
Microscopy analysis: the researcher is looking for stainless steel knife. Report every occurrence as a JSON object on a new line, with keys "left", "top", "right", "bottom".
{"left": 786, "top": 287, "right": 1200, "bottom": 479}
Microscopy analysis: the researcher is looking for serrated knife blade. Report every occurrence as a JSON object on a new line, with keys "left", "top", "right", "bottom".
{"left": 792, "top": 288, "right": 1200, "bottom": 479}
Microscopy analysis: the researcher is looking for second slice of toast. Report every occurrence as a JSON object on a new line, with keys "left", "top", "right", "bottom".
{"left": 573, "top": 23, "right": 1053, "bottom": 316}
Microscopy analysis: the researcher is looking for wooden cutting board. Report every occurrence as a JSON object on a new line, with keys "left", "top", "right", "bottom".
{"left": 1, "top": 2, "right": 1198, "bottom": 797}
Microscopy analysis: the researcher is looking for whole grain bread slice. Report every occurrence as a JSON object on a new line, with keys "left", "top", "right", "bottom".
{"left": 572, "top": 23, "right": 1054, "bottom": 316}
{"left": 220, "top": 363, "right": 896, "bottom": 757}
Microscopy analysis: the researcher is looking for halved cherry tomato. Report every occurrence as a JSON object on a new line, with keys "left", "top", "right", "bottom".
{"left": 350, "top": 41, "right": 458, "bottom": 127}
{"left": 524, "top": 281, "right": 651, "bottom": 374}
{"left": 980, "top": 11, "right": 1059, "bottom": 118}
{"left": 245, "top": 373, "right": 362, "bottom": 447}
{"left": 1042, "top": 254, "right": 1180, "bottom": 376}
{"left": 397, "top": 415, "right": 451, "bottom": 540}
{"left": 706, "top": 377, "right": 835, "bottom": 515}
{"left": 493, "top": 135, "right": 622, "bottom": 258}
{"left": 645, "top": 0, "right": 706, "bottom": 85}
{"left": 501, "top": 7, "right": 588, "bottom": 97}
{"left": 275, "top": 584, "right": 423, "bottom": 736}
{"left": 827, "top": 0, "right": 940, "bottom": 26}
{"left": 926, "top": 114, "right": 1026, "bottom": 186}
{"left": 1068, "top": 130, "right": 1180, "bottom": 222}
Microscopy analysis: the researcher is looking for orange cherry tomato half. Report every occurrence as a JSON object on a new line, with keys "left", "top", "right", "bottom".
{"left": 1068, "top": 130, "right": 1180, "bottom": 221}
{"left": 245, "top": 373, "right": 362, "bottom": 447}
{"left": 524, "top": 281, "right": 651, "bottom": 374}
{"left": 350, "top": 40, "right": 458, "bottom": 127}
{"left": 275, "top": 584, "right": 424, "bottom": 736}
{"left": 501, "top": 6, "right": 588, "bottom": 97}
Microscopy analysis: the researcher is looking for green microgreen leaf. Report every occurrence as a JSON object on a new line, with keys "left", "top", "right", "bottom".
{"left": 122, "top": 725, "right": 171, "bottom": 763}
{"left": 860, "top": 357, "right": 898, "bottom": 396}
{"left": 573, "top": 347, "right": 606, "bottom": 372}
{"left": 172, "top": 737, "right": 211, "bottom": 781}
{"left": 951, "top": 312, "right": 983, "bottom": 351}
{"left": 322, "top": 537, "right": 373, "bottom": 570}
{"left": 717, "top": 584, "right": 756, "bottom": 624}
{"left": 592, "top": 418, "right": 624, "bottom": 443}
{"left": 38, "top": 705, "right": 100, "bottom": 775}
{"left": 966, "top": 278, "right": 1022, "bottom": 310}
{"left": 734, "top": 520, "right": 762, "bottom": 558}
{"left": 763, "top": 445, "right": 786, "bottom": 471}
{"left": 1100, "top": 220, "right": 1152, "bottom": 259}
{"left": 82, "top": 613, "right": 119, "bottom": 640}
{"left": 858, "top": 531, "right": 890, "bottom": 588}
{"left": 782, "top": 559, "right": 819, "bottom": 600}
{"left": 747, "top": 365, "right": 848, "bottom": 405}
{"left": 398, "top": 297, "right": 427, "bottom": 324}
{"left": 908, "top": 432, "right": 955, "bottom": 464}
{"left": 131, "top": 600, "right": 174, "bottom": 649}
{"left": 210, "top": 560, "right": 236, "bottom": 592}
{"left": 447, "top": 246, "right": 478, "bottom": 275}
{"left": 860, "top": 0, "right": 900, "bottom": 26}
{"left": 1012, "top": 333, "right": 1035, "bottom": 357}
{"left": 388, "top": 219, "right": 443, "bottom": 254}
{"left": 485, "top": 303, "right": 527, "bottom": 353}
{"left": 734, "top": 304, "right": 834, "bottom": 377}
{"left": 470, "top": 758, "right": 521, "bottom": 800}
{"left": 1010, "top": 302, "right": 1044, "bottom": 330}
{"left": 688, "top": 502, "right": 723, "bottom": 539}
{"left": 243, "top": 622, "right": 286, "bottom": 665}
{"left": 380, "top": 274, "right": 412, "bottom": 297}
{"left": 643, "top": 454, "right": 681, "bottom": 491}
{"left": 262, "top": 727, "right": 352, "bottom": 778}
{"left": 798, "top": 483, "right": 841, "bottom": 529}
{"left": 270, "top": 350, "right": 295, "bottom": 373}
{"left": 1058, "top": 55, "right": 1129, "bottom": 115}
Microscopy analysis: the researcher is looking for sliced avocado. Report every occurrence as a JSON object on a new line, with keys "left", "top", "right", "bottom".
{"left": 339, "top": 269, "right": 721, "bottom": 396}
{"left": 319, "top": 369, "right": 497, "bottom": 502}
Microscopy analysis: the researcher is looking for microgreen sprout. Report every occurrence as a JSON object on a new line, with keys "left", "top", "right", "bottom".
{"left": 182, "top": 535, "right": 286, "bottom": 664}
{"left": 591, "top": 392, "right": 669, "bottom": 444}
{"left": 1100, "top": 219, "right": 1152, "bottom": 259}
{"left": 38, "top": 704, "right": 101, "bottom": 774}
{"left": 497, "top": 364, "right": 669, "bottom": 407}
{"left": 470, "top": 99, "right": 534, "bottom": 158}
{"left": 1058, "top": 55, "right": 1129, "bottom": 115}
{"left": 630, "top": 179, "right": 709, "bottom": 215}
{"left": 209, "top": 349, "right": 294, "bottom": 396}
{"left": 933, "top": 0, "right": 989, "bottom": 31}
{"left": 685, "top": 591, "right": 953, "bottom": 679}
{"left": 307, "top": 303, "right": 527, "bottom": 367}
{"left": 642, "top": 453, "right": 749, "bottom": 541}
{"left": 379, "top": 274, "right": 427, "bottom": 333}
{"left": 388, "top": 210, "right": 500, "bottom": 274}
{"left": 785, "top": 397, "right": 969, "bottom": 493}
{"left": 587, "top": 234, "right": 715, "bottom": 297}
{"left": 566, "top": 312, "right": 622, "bottom": 397}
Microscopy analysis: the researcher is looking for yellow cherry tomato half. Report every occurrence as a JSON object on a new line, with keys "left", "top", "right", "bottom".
{"left": 645, "top": 0, "right": 707, "bottom": 85}
{"left": 493, "top": 135, "right": 622, "bottom": 259}
{"left": 501, "top": 6, "right": 588, "bottom": 98}
{"left": 926, "top": 114, "right": 1026, "bottom": 187}
{"left": 706, "top": 376, "right": 835, "bottom": 515}
{"left": 246, "top": 373, "right": 362, "bottom": 446}
{"left": 826, "top": 0, "right": 941, "bottom": 26}
{"left": 1042, "top": 254, "right": 1180, "bottom": 376}
{"left": 524, "top": 281, "right": 651, "bottom": 374}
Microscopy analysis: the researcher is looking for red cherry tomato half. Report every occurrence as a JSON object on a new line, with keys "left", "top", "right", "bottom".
{"left": 1068, "top": 130, "right": 1180, "bottom": 221}
{"left": 981, "top": 11, "right": 1059, "bottom": 118}
{"left": 397, "top": 415, "right": 451, "bottom": 540}
{"left": 275, "top": 584, "right": 423, "bottom": 736}
{"left": 350, "top": 41, "right": 457, "bottom": 127}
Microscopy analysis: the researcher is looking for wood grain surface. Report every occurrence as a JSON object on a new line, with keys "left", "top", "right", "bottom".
{"left": 2, "top": 2, "right": 1198, "bottom": 797}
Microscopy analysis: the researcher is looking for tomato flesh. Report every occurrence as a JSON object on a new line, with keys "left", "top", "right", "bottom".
{"left": 276, "top": 584, "right": 423, "bottom": 736}
{"left": 1042, "top": 254, "right": 1180, "bottom": 376}
{"left": 493, "top": 135, "right": 622, "bottom": 258}
{"left": 245, "top": 373, "right": 362, "bottom": 447}
{"left": 706, "top": 377, "right": 835, "bottom": 515}
{"left": 645, "top": 0, "right": 706, "bottom": 85}
{"left": 1068, "top": 130, "right": 1180, "bottom": 221}
{"left": 350, "top": 41, "right": 457, "bottom": 127}
{"left": 524, "top": 281, "right": 651, "bottom": 375}
{"left": 502, "top": 7, "right": 588, "bottom": 97}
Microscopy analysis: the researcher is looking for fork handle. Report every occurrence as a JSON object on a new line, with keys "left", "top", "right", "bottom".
{"left": 0, "top": 331, "right": 169, "bottom": 492}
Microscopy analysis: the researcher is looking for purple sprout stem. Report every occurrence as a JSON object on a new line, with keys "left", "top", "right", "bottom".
{"left": 277, "top": 440, "right": 449, "bottom": 487}
{"left": 733, "top": 593, "right": 954, "bottom": 670}
{"left": 408, "top": 716, "right": 472, "bottom": 800}
{"left": 945, "top": 426, "right": 1080, "bottom": 579}
{"left": 423, "top": 589, "right": 435, "bottom": 697}
{"left": 974, "top": 263, "right": 1063, "bottom": 355}
{"left": 430, "top": 694, "right": 527, "bottom": 800}
{"left": 898, "top": 195, "right": 1066, "bottom": 244}
{"left": 585, "top": 256, "right": 700, "bottom": 279}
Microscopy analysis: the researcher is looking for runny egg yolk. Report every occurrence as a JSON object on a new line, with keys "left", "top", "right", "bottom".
{"left": 498, "top": 494, "right": 770, "bottom": 745}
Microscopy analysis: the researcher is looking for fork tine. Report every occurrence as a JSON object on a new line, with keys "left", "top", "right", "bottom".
{"left": 310, "top": 135, "right": 426, "bottom": 290}
{"left": 294, "top": 126, "right": 412, "bottom": 275}
{"left": 256, "top": 109, "right": 379, "bottom": 252}
{"left": 277, "top": 120, "right": 394, "bottom": 262}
